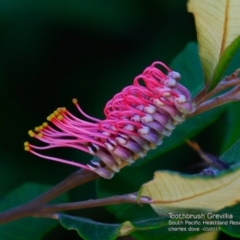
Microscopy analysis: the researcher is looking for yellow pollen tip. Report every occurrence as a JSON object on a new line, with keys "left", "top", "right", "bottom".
{"left": 24, "top": 146, "right": 30, "bottom": 151}
{"left": 53, "top": 110, "right": 59, "bottom": 115}
{"left": 57, "top": 114, "right": 63, "bottom": 120}
{"left": 43, "top": 122, "right": 48, "bottom": 127}
{"left": 47, "top": 114, "right": 54, "bottom": 121}
{"left": 24, "top": 141, "right": 29, "bottom": 147}
{"left": 38, "top": 133, "right": 43, "bottom": 138}
{"left": 28, "top": 130, "right": 35, "bottom": 137}
{"left": 72, "top": 98, "right": 78, "bottom": 104}
{"left": 35, "top": 127, "right": 39, "bottom": 132}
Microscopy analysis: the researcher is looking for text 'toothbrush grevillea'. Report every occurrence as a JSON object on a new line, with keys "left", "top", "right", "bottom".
{"left": 24, "top": 62, "right": 194, "bottom": 179}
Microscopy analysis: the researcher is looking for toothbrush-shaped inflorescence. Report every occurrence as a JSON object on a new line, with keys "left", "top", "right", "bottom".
{"left": 24, "top": 62, "right": 194, "bottom": 179}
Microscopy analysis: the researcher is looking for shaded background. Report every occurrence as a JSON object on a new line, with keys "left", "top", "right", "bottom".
{"left": 0, "top": 0, "right": 237, "bottom": 239}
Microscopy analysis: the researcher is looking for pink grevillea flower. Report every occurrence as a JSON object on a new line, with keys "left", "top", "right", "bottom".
{"left": 24, "top": 62, "right": 194, "bottom": 179}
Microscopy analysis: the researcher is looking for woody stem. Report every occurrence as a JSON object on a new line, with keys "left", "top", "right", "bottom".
{"left": 0, "top": 169, "right": 99, "bottom": 224}
{"left": 33, "top": 193, "right": 151, "bottom": 216}
{"left": 189, "top": 84, "right": 240, "bottom": 117}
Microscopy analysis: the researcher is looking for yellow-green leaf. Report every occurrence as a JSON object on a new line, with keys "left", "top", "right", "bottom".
{"left": 119, "top": 221, "right": 135, "bottom": 236}
{"left": 140, "top": 168, "right": 240, "bottom": 215}
{"left": 188, "top": 0, "right": 240, "bottom": 90}
{"left": 188, "top": 232, "right": 219, "bottom": 240}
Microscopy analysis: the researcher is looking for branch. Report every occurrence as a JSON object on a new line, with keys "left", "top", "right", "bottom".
{"left": 193, "top": 85, "right": 208, "bottom": 104}
{"left": 193, "top": 69, "right": 240, "bottom": 105}
{"left": 195, "top": 77, "right": 240, "bottom": 106}
{"left": 33, "top": 213, "right": 59, "bottom": 220}
{"left": 0, "top": 169, "right": 99, "bottom": 224}
{"left": 188, "top": 84, "right": 240, "bottom": 117}
{"left": 33, "top": 193, "right": 152, "bottom": 215}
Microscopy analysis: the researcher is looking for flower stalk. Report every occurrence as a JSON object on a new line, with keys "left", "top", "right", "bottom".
{"left": 189, "top": 69, "right": 240, "bottom": 117}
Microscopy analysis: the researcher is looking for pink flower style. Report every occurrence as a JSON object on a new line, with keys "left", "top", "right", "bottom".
{"left": 24, "top": 62, "right": 194, "bottom": 179}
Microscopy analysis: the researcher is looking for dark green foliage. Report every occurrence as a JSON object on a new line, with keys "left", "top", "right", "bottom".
{"left": 0, "top": 0, "right": 239, "bottom": 240}
{"left": 0, "top": 183, "right": 68, "bottom": 240}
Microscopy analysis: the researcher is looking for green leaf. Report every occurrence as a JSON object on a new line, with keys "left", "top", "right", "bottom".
{"left": 220, "top": 139, "right": 240, "bottom": 164}
{"left": 170, "top": 42, "right": 204, "bottom": 95}
{"left": 0, "top": 183, "right": 69, "bottom": 240}
{"left": 188, "top": 0, "right": 240, "bottom": 90}
{"left": 219, "top": 49, "right": 240, "bottom": 153}
{"left": 58, "top": 213, "right": 201, "bottom": 240}
{"left": 211, "top": 36, "right": 240, "bottom": 90}
{"left": 217, "top": 204, "right": 240, "bottom": 237}
{"left": 214, "top": 140, "right": 240, "bottom": 237}
{"left": 58, "top": 214, "right": 120, "bottom": 240}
